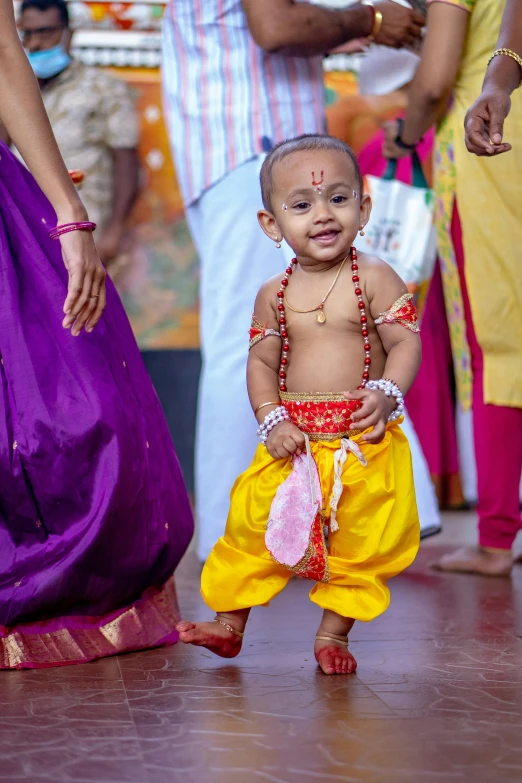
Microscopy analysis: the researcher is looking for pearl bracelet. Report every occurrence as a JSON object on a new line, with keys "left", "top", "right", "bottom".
{"left": 365, "top": 379, "right": 404, "bottom": 422}
{"left": 257, "top": 405, "right": 290, "bottom": 445}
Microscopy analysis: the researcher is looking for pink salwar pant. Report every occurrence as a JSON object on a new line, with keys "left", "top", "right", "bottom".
{"left": 453, "top": 205, "right": 522, "bottom": 550}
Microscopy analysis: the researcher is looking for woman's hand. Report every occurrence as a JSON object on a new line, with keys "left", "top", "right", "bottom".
{"left": 61, "top": 229, "right": 107, "bottom": 336}
{"left": 266, "top": 421, "right": 306, "bottom": 460}
{"left": 382, "top": 120, "right": 414, "bottom": 159}
{"left": 345, "top": 388, "right": 395, "bottom": 444}
{"left": 464, "top": 88, "right": 512, "bottom": 157}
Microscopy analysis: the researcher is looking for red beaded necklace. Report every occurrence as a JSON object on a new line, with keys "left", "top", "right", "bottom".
{"left": 276, "top": 246, "right": 370, "bottom": 393}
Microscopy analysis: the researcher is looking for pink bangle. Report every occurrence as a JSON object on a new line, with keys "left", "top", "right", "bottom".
{"left": 48, "top": 221, "right": 97, "bottom": 240}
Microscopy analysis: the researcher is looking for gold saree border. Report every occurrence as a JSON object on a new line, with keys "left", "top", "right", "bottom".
{"left": 0, "top": 575, "right": 180, "bottom": 669}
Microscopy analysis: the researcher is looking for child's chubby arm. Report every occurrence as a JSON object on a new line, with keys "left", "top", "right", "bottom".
{"left": 348, "top": 258, "right": 422, "bottom": 444}
{"left": 247, "top": 280, "right": 305, "bottom": 460}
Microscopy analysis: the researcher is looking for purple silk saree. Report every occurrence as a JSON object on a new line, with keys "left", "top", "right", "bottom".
{"left": 0, "top": 143, "right": 194, "bottom": 668}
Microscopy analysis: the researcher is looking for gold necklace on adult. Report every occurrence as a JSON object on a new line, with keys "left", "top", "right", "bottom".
{"left": 283, "top": 256, "right": 347, "bottom": 324}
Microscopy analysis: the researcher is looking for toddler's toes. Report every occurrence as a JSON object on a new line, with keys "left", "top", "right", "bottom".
{"left": 314, "top": 639, "right": 357, "bottom": 676}
{"left": 176, "top": 620, "right": 196, "bottom": 633}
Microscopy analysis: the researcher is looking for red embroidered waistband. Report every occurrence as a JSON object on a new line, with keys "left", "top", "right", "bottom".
{"left": 279, "top": 392, "right": 363, "bottom": 441}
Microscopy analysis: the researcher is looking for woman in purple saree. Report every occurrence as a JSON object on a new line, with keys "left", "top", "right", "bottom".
{"left": 0, "top": 0, "right": 193, "bottom": 669}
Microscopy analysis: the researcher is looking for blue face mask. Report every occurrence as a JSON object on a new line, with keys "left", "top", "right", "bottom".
{"left": 27, "top": 44, "right": 71, "bottom": 80}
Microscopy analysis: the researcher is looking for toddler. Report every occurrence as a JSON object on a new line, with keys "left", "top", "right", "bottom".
{"left": 177, "top": 134, "right": 421, "bottom": 675}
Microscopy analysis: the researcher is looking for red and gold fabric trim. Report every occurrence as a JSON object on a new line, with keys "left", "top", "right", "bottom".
{"left": 279, "top": 391, "right": 363, "bottom": 441}
{"left": 375, "top": 293, "right": 420, "bottom": 332}
{"left": 249, "top": 314, "right": 281, "bottom": 350}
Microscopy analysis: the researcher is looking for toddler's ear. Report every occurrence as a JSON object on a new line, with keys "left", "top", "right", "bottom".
{"left": 258, "top": 209, "right": 282, "bottom": 244}
{"left": 359, "top": 193, "right": 372, "bottom": 231}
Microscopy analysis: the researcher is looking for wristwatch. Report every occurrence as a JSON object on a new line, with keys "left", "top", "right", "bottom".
{"left": 394, "top": 118, "right": 417, "bottom": 151}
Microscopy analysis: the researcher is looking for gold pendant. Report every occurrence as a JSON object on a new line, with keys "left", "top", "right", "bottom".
{"left": 316, "top": 310, "right": 326, "bottom": 324}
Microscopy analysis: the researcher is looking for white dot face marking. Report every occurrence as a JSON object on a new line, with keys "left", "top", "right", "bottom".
{"left": 353, "top": 190, "right": 358, "bottom": 200}
{"left": 282, "top": 203, "right": 288, "bottom": 211}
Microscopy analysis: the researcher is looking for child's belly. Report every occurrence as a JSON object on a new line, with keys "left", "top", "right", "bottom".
{"left": 284, "top": 333, "right": 387, "bottom": 394}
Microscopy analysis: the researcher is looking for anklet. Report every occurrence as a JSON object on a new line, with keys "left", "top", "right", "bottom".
{"left": 315, "top": 635, "right": 348, "bottom": 648}
{"left": 480, "top": 546, "right": 512, "bottom": 554}
{"left": 215, "top": 618, "right": 245, "bottom": 638}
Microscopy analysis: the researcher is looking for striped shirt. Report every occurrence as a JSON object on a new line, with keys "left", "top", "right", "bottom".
{"left": 161, "top": 0, "right": 326, "bottom": 206}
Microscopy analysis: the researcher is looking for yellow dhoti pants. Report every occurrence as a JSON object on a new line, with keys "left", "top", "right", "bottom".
{"left": 201, "top": 422, "right": 420, "bottom": 621}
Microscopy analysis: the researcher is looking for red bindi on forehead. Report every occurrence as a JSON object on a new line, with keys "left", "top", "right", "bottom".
{"left": 272, "top": 149, "right": 359, "bottom": 201}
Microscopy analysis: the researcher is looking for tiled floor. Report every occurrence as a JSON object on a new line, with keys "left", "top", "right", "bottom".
{"left": 1, "top": 513, "right": 522, "bottom": 783}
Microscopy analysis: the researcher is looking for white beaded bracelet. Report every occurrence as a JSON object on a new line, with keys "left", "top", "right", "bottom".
{"left": 257, "top": 405, "right": 291, "bottom": 444}
{"left": 365, "top": 378, "right": 404, "bottom": 422}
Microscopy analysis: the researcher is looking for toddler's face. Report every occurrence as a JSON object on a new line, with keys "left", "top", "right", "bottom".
{"left": 260, "top": 149, "right": 371, "bottom": 265}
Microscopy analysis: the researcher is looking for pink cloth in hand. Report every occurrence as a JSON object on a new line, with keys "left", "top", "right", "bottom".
{"left": 266, "top": 452, "right": 322, "bottom": 567}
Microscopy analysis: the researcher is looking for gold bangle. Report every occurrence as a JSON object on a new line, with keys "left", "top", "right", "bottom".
{"left": 488, "top": 48, "right": 522, "bottom": 85}
{"left": 366, "top": 4, "right": 383, "bottom": 44}
{"left": 254, "top": 401, "right": 280, "bottom": 415}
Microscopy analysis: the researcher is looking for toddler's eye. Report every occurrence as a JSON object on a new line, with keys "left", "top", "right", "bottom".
{"left": 331, "top": 195, "right": 348, "bottom": 204}
{"left": 294, "top": 201, "right": 310, "bottom": 211}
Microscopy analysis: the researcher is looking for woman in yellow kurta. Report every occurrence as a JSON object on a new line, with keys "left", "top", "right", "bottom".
{"left": 384, "top": 0, "right": 522, "bottom": 576}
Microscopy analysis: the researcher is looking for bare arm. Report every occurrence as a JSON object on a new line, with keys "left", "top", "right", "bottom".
{"left": 368, "top": 265, "right": 421, "bottom": 397}
{"left": 0, "top": 0, "right": 106, "bottom": 334}
{"left": 109, "top": 148, "right": 139, "bottom": 225}
{"left": 348, "top": 260, "right": 421, "bottom": 444}
{"left": 97, "top": 148, "right": 139, "bottom": 264}
{"left": 0, "top": 0, "right": 85, "bottom": 220}
{"left": 241, "top": 0, "right": 425, "bottom": 57}
{"left": 465, "top": 0, "right": 522, "bottom": 155}
{"left": 383, "top": 1, "right": 470, "bottom": 156}
{"left": 0, "top": 120, "right": 9, "bottom": 145}
{"left": 247, "top": 282, "right": 305, "bottom": 460}
{"left": 370, "top": 272, "right": 421, "bottom": 395}
{"left": 247, "top": 283, "right": 284, "bottom": 421}
{"left": 483, "top": 0, "right": 522, "bottom": 96}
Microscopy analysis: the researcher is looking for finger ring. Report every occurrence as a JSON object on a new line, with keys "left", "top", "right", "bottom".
{"left": 91, "top": 294, "right": 99, "bottom": 299}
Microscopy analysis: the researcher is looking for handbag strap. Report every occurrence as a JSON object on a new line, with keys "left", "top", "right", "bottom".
{"left": 382, "top": 151, "right": 428, "bottom": 189}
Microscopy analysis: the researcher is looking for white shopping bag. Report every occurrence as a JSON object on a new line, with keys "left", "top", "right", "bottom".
{"left": 356, "top": 154, "right": 436, "bottom": 291}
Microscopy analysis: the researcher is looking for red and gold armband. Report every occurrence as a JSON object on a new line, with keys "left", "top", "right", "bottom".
{"left": 374, "top": 293, "right": 420, "bottom": 332}
{"left": 249, "top": 315, "right": 281, "bottom": 350}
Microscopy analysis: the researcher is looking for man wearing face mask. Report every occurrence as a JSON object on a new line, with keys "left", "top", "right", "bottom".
{"left": 7, "top": 0, "right": 140, "bottom": 265}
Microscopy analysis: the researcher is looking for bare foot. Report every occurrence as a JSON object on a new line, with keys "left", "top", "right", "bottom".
{"left": 432, "top": 546, "right": 512, "bottom": 577}
{"left": 175, "top": 620, "right": 243, "bottom": 658}
{"left": 314, "top": 635, "right": 357, "bottom": 676}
